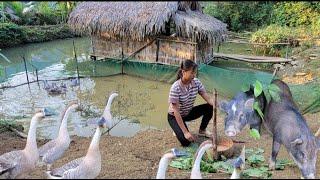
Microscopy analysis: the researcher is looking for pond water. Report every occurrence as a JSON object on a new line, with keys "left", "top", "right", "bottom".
{"left": 0, "top": 37, "right": 273, "bottom": 139}
{"left": 0, "top": 37, "right": 209, "bottom": 139}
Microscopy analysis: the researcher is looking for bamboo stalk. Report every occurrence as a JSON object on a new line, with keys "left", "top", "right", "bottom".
{"left": 212, "top": 88, "right": 218, "bottom": 160}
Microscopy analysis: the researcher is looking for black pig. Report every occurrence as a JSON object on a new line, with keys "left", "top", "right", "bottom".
{"left": 220, "top": 79, "right": 320, "bottom": 179}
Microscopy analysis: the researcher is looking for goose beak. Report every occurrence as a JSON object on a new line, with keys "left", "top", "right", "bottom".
{"left": 98, "top": 117, "right": 111, "bottom": 128}
{"left": 171, "top": 148, "right": 189, "bottom": 157}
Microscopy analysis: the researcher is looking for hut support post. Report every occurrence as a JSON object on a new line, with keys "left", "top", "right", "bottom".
{"left": 212, "top": 88, "right": 218, "bottom": 160}
{"left": 121, "top": 41, "right": 124, "bottom": 74}
{"left": 156, "top": 39, "right": 160, "bottom": 62}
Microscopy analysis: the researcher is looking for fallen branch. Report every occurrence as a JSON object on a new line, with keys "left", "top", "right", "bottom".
{"left": 8, "top": 127, "right": 27, "bottom": 139}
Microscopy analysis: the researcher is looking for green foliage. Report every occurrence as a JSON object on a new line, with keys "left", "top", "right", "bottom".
{"left": 0, "top": 65, "right": 3, "bottom": 77}
{"left": 170, "top": 146, "right": 294, "bottom": 178}
{"left": 249, "top": 128, "right": 261, "bottom": 140}
{"left": 0, "top": 23, "right": 75, "bottom": 48}
{"left": 248, "top": 154, "right": 265, "bottom": 166}
{"left": 0, "top": 22, "right": 25, "bottom": 47}
{"left": 242, "top": 167, "right": 272, "bottom": 179}
{"left": 272, "top": 2, "right": 320, "bottom": 27}
{"left": 250, "top": 25, "right": 296, "bottom": 56}
{"left": 253, "top": 80, "right": 263, "bottom": 97}
{"left": 267, "top": 84, "right": 281, "bottom": 102}
{"left": 203, "top": 2, "right": 275, "bottom": 32}
{"left": 9, "top": 2, "right": 24, "bottom": 18}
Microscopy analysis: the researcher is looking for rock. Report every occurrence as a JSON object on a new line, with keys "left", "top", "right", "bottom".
{"left": 273, "top": 64, "right": 284, "bottom": 70}
{"left": 290, "top": 60, "right": 298, "bottom": 65}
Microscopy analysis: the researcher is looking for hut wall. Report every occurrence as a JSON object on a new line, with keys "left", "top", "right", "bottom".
{"left": 92, "top": 36, "right": 212, "bottom": 65}
{"left": 197, "top": 42, "right": 213, "bottom": 63}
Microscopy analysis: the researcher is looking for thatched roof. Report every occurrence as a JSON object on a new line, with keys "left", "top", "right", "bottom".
{"left": 68, "top": 2, "right": 227, "bottom": 44}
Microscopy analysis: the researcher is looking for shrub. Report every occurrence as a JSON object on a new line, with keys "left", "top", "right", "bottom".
{"left": 0, "top": 22, "right": 25, "bottom": 48}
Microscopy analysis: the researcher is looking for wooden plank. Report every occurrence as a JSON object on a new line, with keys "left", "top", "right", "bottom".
{"left": 124, "top": 38, "right": 156, "bottom": 61}
{"left": 157, "top": 38, "right": 197, "bottom": 45}
{"left": 212, "top": 53, "right": 292, "bottom": 63}
{"left": 226, "top": 40, "right": 290, "bottom": 45}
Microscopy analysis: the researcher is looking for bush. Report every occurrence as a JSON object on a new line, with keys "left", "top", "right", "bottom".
{"left": 203, "top": 2, "right": 275, "bottom": 32}
{"left": 272, "top": 2, "right": 320, "bottom": 27}
{"left": 0, "top": 22, "right": 25, "bottom": 47}
{"left": 0, "top": 23, "right": 76, "bottom": 48}
{"left": 250, "top": 25, "right": 297, "bottom": 56}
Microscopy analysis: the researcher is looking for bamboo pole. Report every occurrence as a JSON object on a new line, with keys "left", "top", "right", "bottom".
{"left": 72, "top": 40, "right": 80, "bottom": 85}
{"left": 212, "top": 88, "right": 218, "bottom": 160}
{"left": 22, "top": 56, "right": 30, "bottom": 86}
{"left": 156, "top": 39, "right": 160, "bottom": 62}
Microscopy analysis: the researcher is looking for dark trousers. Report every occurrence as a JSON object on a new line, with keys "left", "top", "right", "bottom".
{"left": 167, "top": 103, "right": 213, "bottom": 147}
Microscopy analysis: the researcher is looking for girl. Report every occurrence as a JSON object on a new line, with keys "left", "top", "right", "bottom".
{"left": 168, "top": 59, "right": 214, "bottom": 146}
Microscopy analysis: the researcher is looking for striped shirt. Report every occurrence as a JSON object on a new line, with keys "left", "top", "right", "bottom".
{"left": 168, "top": 78, "right": 206, "bottom": 117}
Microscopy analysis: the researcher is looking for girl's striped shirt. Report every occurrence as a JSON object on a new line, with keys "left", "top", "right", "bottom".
{"left": 168, "top": 78, "right": 206, "bottom": 117}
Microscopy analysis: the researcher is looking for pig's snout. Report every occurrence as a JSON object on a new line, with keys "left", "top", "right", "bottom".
{"left": 226, "top": 130, "right": 236, "bottom": 137}
{"left": 225, "top": 126, "right": 237, "bottom": 137}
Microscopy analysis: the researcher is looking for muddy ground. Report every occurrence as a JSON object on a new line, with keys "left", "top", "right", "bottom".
{"left": 0, "top": 111, "right": 319, "bottom": 179}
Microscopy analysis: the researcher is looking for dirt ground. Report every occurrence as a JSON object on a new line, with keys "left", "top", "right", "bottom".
{"left": 0, "top": 111, "right": 319, "bottom": 179}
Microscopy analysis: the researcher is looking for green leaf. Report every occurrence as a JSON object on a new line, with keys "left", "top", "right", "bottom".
{"left": 264, "top": 89, "right": 272, "bottom": 103}
{"left": 254, "top": 80, "right": 263, "bottom": 97}
{"left": 253, "top": 101, "right": 264, "bottom": 119}
{"left": 268, "top": 84, "right": 281, "bottom": 102}
{"left": 249, "top": 128, "right": 261, "bottom": 140}
{"left": 241, "top": 83, "right": 250, "bottom": 92}
{"left": 0, "top": 65, "right": 3, "bottom": 77}
{"left": 268, "top": 84, "right": 281, "bottom": 93}
{"left": 243, "top": 167, "right": 271, "bottom": 179}
{"left": 248, "top": 154, "right": 265, "bottom": 165}
{"left": 275, "top": 159, "right": 295, "bottom": 170}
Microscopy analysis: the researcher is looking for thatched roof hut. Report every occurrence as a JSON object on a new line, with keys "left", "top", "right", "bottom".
{"left": 68, "top": 1, "right": 227, "bottom": 44}
{"left": 68, "top": 1, "right": 228, "bottom": 65}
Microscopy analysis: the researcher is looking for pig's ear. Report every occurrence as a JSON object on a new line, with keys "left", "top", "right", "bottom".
{"left": 244, "top": 98, "right": 254, "bottom": 111}
{"left": 291, "top": 138, "right": 303, "bottom": 146}
{"left": 219, "top": 101, "right": 229, "bottom": 112}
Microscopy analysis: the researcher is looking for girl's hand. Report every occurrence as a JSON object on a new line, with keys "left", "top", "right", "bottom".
{"left": 184, "top": 131, "right": 196, "bottom": 142}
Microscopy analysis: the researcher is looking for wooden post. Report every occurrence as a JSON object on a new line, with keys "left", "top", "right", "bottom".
{"left": 121, "top": 40, "right": 124, "bottom": 74}
{"left": 212, "top": 88, "right": 218, "bottom": 160}
{"left": 35, "top": 69, "right": 39, "bottom": 87}
{"left": 22, "top": 56, "right": 30, "bottom": 86}
{"left": 72, "top": 40, "right": 80, "bottom": 84}
{"left": 156, "top": 39, "right": 160, "bottom": 62}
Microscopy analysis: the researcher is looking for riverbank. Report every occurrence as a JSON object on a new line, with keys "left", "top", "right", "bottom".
{"left": 0, "top": 23, "right": 79, "bottom": 49}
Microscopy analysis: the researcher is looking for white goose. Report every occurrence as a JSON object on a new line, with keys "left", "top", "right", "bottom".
{"left": 0, "top": 109, "right": 48, "bottom": 179}
{"left": 46, "top": 93, "right": 118, "bottom": 179}
{"left": 38, "top": 102, "right": 79, "bottom": 170}
{"left": 102, "top": 92, "right": 118, "bottom": 128}
{"left": 230, "top": 145, "right": 245, "bottom": 179}
{"left": 190, "top": 140, "right": 245, "bottom": 179}
{"left": 156, "top": 148, "right": 189, "bottom": 179}
{"left": 190, "top": 140, "right": 213, "bottom": 179}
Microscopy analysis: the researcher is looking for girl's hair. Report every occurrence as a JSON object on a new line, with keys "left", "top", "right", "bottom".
{"left": 176, "top": 59, "right": 198, "bottom": 80}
